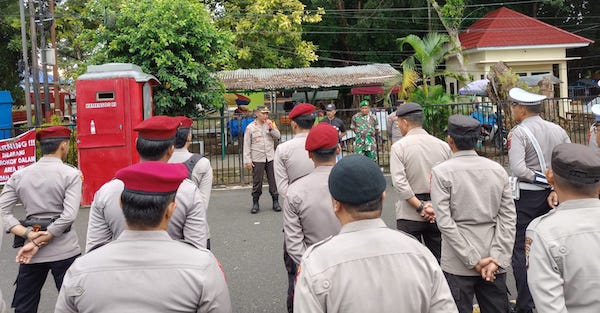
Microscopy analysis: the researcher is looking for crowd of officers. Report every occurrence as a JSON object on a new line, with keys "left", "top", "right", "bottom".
{"left": 1, "top": 87, "right": 600, "bottom": 313}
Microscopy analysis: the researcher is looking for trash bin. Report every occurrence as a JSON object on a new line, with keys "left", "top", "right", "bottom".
{"left": 0, "top": 91, "right": 14, "bottom": 139}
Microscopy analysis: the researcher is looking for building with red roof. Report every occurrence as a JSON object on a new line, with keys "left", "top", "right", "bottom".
{"left": 446, "top": 7, "right": 593, "bottom": 97}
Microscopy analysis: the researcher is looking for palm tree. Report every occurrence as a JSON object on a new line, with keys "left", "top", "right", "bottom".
{"left": 398, "top": 32, "right": 457, "bottom": 98}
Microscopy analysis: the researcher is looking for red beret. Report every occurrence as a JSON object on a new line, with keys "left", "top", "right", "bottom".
{"left": 176, "top": 116, "right": 193, "bottom": 128}
{"left": 115, "top": 162, "right": 188, "bottom": 194}
{"left": 134, "top": 116, "right": 180, "bottom": 140}
{"left": 36, "top": 126, "right": 71, "bottom": 141}
{"left": 289, "top": 103, "right": 315, "bottom": 120}
{"left": 305, "top": 123, "right": 339, "bottom": 151}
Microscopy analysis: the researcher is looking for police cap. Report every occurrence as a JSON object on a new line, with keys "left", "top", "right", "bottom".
{"left": 36, "top": 126, "right": 71, "bottom": 141}
{"left": 305, "top": 123, "right": 338, "bottom": 152}
{"left": 116, "top": 162, "right": 188, "bottom": 194}
{"left": 326, "top": 104, "right": 336, "bottom": 111}
{"left": 328, "top": 154, "right": 386, "bottom": 204}
{"left": 396, "top": 102, "right": 422, "bottom": 117}
{"left": 288, "top": 103, "right": 315, "bottom": 119}
{"left": 509, "top": 87, "right": 546, "bottom": 105}
{"left": 134, "top": 116, "right": 180, "bottom": 140}
{"left": 552, "top": 143, "right": 600, "bottom": 184}
{"left": 447, "top": 115, "right": 481, "bottom": 137}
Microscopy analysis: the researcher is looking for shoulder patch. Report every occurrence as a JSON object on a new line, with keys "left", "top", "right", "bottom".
{"left": 525, "top": 236, "right": 533, "bottom": 269}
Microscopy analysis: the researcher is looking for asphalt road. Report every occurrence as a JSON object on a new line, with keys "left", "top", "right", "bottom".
{"left": 1, "top": 179, "right": 517, "bottom": 313}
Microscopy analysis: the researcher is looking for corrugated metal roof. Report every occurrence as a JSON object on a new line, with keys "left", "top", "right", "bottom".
{"left": 215, "top": 64, "right": 399, "bottom": 91}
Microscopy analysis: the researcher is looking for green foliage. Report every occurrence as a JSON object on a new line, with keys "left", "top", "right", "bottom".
{"left": 79, "top": 0, "right": 235, "bottom": 116}
{"left": 0, "top": 1, "right": 24, "bottom": 106}
{"left": 214, "top": 0, "right": 322, "bottom": 68}
{"left": 409, "top": 85, "right": 452, "bottom": 138}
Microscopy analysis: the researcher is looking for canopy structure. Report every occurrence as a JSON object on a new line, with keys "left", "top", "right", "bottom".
{"left": 458, "top": 74, "right": 562, "bottom": 96}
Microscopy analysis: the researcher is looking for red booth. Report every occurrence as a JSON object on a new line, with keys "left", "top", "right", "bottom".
{"left": 76, "top": 63, "right": 160, "bottom": 205}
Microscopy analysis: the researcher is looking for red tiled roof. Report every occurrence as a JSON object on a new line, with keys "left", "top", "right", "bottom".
{"left": 459, "top": 7, "right": 593, "bottom": 50}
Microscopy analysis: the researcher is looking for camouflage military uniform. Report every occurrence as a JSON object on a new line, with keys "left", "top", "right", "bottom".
{"left": 351, "top": 112, "right": 378, "bottom": 161}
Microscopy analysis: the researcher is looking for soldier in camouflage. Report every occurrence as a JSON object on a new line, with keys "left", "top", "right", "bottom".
{"left": 351, "top": 99, "right": 379, "bottom": 161}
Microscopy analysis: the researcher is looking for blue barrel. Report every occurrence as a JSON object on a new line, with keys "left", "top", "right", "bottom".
{"left": 0, "top": 91, "right": 14, "bottom": 139}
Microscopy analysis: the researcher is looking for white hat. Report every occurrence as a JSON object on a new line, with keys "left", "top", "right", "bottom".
{"left": 509, "top": 87, "right": 547, "bottom": 105}
{"left": 592, "top": 104, "right": 600, "bottom": 116}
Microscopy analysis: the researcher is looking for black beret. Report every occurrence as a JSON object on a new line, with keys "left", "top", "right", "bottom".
{"left": 552, "top": 143, "right": 600, "bottom": 184}
{"left": 328, "top": 154, "right": 387, "bottom": 204}
{"left": 396, "top": 102, "right": 422, "bottom": 117}
{"left": 447, "top": 115, "right": 481, "bottom": 136}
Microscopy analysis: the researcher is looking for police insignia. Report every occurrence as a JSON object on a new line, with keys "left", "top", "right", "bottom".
{"left": 507, "top": 132, "right": 513, "bottom": 151}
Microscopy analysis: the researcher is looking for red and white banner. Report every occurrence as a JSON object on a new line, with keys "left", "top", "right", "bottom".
{"left": 0, "top": 130, "right": 36, "bottom": 184}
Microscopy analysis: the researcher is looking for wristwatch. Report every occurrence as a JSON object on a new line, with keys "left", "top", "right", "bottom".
{"left": 22, "top": 226, "right": 33, "bottom": 239}
{"left": 416, "top": 201, "right": 425, "bottom": 213}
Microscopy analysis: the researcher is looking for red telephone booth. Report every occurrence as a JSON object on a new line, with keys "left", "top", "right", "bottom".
{"left": 76, "top": 63, "right": 159, "bottom": 205}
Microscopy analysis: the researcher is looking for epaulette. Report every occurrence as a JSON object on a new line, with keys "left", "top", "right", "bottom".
{"left": 303, "top": 235, "right": 333, "bottom": 259}
{"left": 528, "top": 209, "right": 556, "bottom": 230}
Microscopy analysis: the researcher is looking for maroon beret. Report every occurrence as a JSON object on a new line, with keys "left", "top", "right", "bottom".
{"left": 176, "top": 116, "right": 193, "bottom": 128}
{"left": 134, "top": 116, "right": 180, "bottom": 140}
{"left": 305, "top": 123, "right": 338, "bottom": 151}
{"left": 289, "top": 103, "right": 315, "bottom": 119}
{"left": 115, "top": 162, "right": 188, "bottom": 194}
{"left": 36, "top": 126, "right": 71, "bottom": 141}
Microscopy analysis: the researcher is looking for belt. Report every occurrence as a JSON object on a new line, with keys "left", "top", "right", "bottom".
{"left": 519, "top": 182, "right": 548, "bottom": 191}
{"left": 415, "top": 193, "right": 431, "bottom": 201}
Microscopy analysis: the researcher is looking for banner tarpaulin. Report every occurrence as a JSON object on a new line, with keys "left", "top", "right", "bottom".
{"left": 0, "top": 130, "right": 36, "bottom": 184}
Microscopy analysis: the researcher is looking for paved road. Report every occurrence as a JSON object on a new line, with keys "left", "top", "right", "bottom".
{"left": 1, "top": 179, "right": 517, "bottom": 313}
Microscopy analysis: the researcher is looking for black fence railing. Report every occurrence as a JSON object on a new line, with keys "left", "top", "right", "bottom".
{"left": 1, "top": 96, "right": 596, "bottom": 186}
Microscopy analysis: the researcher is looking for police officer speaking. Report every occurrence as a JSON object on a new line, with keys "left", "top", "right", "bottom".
{"left": 1, "top": 126, "right": 82, "bottom": 313}
{"left": 507, "top": 87, "right": 570, "bottom": 313}
{"left": 55, "top": 162, "right": 232, "bottom": 313}
{"left": 526, "top": 143, "right": 600, "bottom": 313}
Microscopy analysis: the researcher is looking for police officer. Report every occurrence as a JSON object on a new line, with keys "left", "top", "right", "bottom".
{"left": 283, "top": 123, "right": 342, "bottom": 313}
{"left": 294, "top": 154, "right": 457, "bottom": 313}
{"left": 386, "top": 100, "right": 404, "bottom": 144}
{"left": 588, "top": 104, "right": 600, "bottom": 152}
{"left": 55, "top": 162, "right": 232, "bottom": 313}
{"left": 1, "top": 212, "right": 10, "bottom": 313}
{"left": 169, "top": 116, "right": 213, "bottom": 207}
{"left": 86, "top": 116, "right": 209, "bottom": 251}
{"left": 274, "top": 103, "right": 316, "bottom": 199}
{"left": 431, "top": 115, "right": 516, "bottom": 313}
{"left": 244, "top": 105, "right": 281, "bottom": 213}
{"left": 0, "top": 126, "right": 81, "bottom": 313}
{"left": 319, "top": 104, "right": 347, "bottom": 160}
{"left": 390, "top": 102, "right": 451, "bottom": 261}
{"left": 507, "top": 87, "right": 570, "bottom": 313}
{"left": 526, "top": 143, "right": 600, "bottom": 313}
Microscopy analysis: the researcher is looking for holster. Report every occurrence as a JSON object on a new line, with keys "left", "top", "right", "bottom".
{"left": 12, "top": 216, "right": 71, "bottom": 248}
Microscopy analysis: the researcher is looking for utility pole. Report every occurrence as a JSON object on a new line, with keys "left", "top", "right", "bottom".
{"left": 20, "top": 0, "right": 32, "bottom": 127}
{"left": 40, "top": 1, "right": 52, "bottom": 123}
{"left": 49, "top": 0, "right": 61, "bottom": 116}
{"left": 29, "top": 0, "right": 42, "bottom": 126}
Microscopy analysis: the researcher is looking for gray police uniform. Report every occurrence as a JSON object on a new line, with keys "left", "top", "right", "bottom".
{"left": 508, "top": 115, "right": 570, "bottom": 311}
{"left": 526, "top": 198, "right": 600, "bottom": 313}
{"left": 283, "top": 166, "right": 341, "bottom": 264}
{"left": 274, "top": 133, "right": 313, "bottom": 198}
{"left": 0, "top": 156, "right": 82, "bottom": 312}
{"left": 169, "top": 148, "right": 213, "bottom": 205}
{"left": 589, "top": 123, "right": 599, "bottom": 151}
{"left": 386, "top": 111, "right": 403, "bottom": 144}
{"left": 431, "top": 150, "right": 516, "bottom": 312}
{"left": 86, "top": 178, "right": 209, "bottom": 252}
{"left": 56, "top": 230, "right": 231, "bottom": 313}
{"left": 0, "top": 213, "right": 8, "bottom": 313}
{"left": 294, "top": 218, "right": 458, "bottom": 313}
{"left": 243, "top": 120, "right": 281, "bottom": 198}
{"left": 390, "top": 127, "right": 451, "bottom": 260}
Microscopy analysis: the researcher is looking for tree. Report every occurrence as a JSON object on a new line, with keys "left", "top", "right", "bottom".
{"left": 212, "top": 0, "right": 323, "bottom": 69}
{"left": 79, "top": 0, "right": 234, "bottom": 116}
{"left": 0, "top": 1, "right": 24, "bottom": 105}
{"left": 398, "top": 32, "right": 456, "bottom": 98}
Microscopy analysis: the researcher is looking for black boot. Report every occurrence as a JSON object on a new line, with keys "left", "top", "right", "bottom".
{"left": 251, "top": 197, "right": 260, "bottom": 214}
{"left": 272, "top": 195, "right": 281, "bottom": 212}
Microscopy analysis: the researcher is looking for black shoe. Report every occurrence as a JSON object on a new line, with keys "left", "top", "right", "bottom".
{"left": 251, "top": 199, "right": 259, "bottom": 214}
{"left": 272, "top": 195, "right": 281, "bottom": 212}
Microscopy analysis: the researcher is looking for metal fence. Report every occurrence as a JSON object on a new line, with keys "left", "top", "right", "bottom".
{"left": 1, "top": 96, "right": 595, "bottom": 186}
